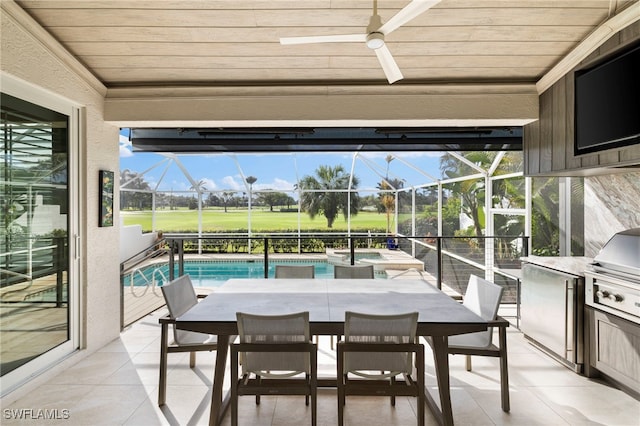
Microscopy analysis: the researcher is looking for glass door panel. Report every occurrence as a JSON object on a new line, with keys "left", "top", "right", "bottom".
{"left": 1, "top": 93, "right": 70, "bottom": 378}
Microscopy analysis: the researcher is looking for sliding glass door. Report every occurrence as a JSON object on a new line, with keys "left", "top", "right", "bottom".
{"left": 1, "top": 91, "right": 79, "bottom": 395}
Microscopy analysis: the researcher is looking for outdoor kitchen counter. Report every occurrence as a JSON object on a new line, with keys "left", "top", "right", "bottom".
{"left": 521, "top": 256, "right": 593, "bottom": 277}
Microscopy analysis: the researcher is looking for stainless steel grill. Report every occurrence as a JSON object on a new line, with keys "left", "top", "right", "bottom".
{"left": 585, "top": 228, "right": 640, "bottom": 324}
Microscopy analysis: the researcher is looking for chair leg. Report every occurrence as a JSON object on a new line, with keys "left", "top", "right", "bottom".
{"left": 465, "top": 354, "right": 472, "bottom": 371}
{"left": 189, "top": 351, "right": 196, "bottom": 368}
{"left": 338, "top": 382, "right": 345, "bottom": 425}
{"left": 255, "top": 375, "right": 261, "bottom": 405}
{"left": 331, "top": 335, "right": 342, "bottom": 350}
{"left": 337, "top": 346, "right": 345, "bottom": 426}
{"left": 158, "top": 323, "right": 169, "bottom": 406}
{"left": 390, "top": 376, "right": 396, "bottom": 406}
{"left": 417, "top": 344, "right": 425, "bottom": 426}
{"left": 311, "top": 345, "right": 318, "bottom": 426}
{"left": 499, "top": 327, "right": 510, "bottom": 412}
{"left": 305, "top": 373, "right": 310, "bottom": 406}
{"left": 231, "top": 348, "right": 239, "bottom": 426}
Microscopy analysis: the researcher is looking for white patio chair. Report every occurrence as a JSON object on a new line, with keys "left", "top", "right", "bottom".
{"left": 158, "top": 274, "right": 217, "bottom": 406}
{"left": 274, "top": 264, "right": 315, "bottom": 278}
{"left": 330, "top": 264, "right": 376, "bottom": 348}
{"left": 446, "top": 274, "right": 510, "bottom": 412}
{"left": 232, "top": 311, "right": 317, "bottom": 426}
{"left": 333, "top": 264, "right": 374, "bottom": 279}
{"left": 337, "top": 311, "right": 425, "bottom": 426}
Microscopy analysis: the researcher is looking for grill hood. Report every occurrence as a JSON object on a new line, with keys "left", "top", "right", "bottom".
{"left": 592, "top": 228, "right": 640, "bottom": 277}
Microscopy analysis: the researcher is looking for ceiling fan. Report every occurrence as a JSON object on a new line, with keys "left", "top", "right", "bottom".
{"left": 280, "top": 0, "right": 442, "bottom": 84}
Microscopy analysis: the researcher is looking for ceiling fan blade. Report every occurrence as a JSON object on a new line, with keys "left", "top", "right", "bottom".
{"left": 379, "top": 0, "right": 442, "bottom": 35}
{"left": 374, "top": 45, "right": 403, "bottom": 84}
{"left": 280, "top": 34, "right": 366, "bottom": 45}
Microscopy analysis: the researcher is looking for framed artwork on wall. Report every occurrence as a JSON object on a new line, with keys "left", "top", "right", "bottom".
{"left": 99, "top": 170, "right": 114, "bottom": 227}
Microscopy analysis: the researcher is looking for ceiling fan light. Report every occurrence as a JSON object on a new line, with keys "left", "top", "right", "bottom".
{"left": 366, "top": 32, "right": 385, "bottom": 49}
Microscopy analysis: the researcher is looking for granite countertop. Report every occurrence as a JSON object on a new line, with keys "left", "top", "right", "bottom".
{"left": 520, "top": 255, "right": 594, "bottom": 277}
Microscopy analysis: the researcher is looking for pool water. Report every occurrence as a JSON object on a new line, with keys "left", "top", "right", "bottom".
{"left": 125, "top": 259, "right": 383, "bottom": 288}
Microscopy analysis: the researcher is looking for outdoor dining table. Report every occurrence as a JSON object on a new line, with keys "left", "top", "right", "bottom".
{"left": 175, "top": 278, "right": 488, "bottom": 426}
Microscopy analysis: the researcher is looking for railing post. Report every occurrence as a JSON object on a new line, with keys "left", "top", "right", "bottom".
{"left": 120, "top": 262, "right": 125, "bottom": 331}
{"left": 178, "top": 239, "right": 184, "bottom": 277}
{"left": 264, "top": 238, "right": 269, "bottom": 278}
{"left": 168, "top": 239, "right": 175, "bottom": 280}
{"left": 350, "top": 236, "right": 355, "bottom": 265}
{"left": 436, "top": 237, "right": 443, "bottom": 290}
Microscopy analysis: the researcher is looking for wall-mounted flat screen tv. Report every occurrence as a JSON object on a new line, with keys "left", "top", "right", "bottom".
{"left": 574, "top": 41, "right": 640, "bottom": 155}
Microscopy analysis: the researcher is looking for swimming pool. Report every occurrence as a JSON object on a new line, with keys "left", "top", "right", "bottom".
{"left": 125, "top": 259, "right": 384, "bottom": 288}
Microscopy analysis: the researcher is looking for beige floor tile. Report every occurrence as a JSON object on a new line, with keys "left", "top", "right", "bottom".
{"left": 4, "top": 310, "right": 640, "bottom": 426}
{"left": 123, "top": 400, "right": 169, "bottom": 426}
{"left": 467, "top": 386, "right": 569, "bottom": 425}
{"left": 65, "top": 384, "right": 150, "bottom": 425}
{"left": 47, "top": 351, "right": 133, "bottom": 385}
{"left": 340, "top": 396, "right": 420, "bottom": 426}
{"left": 530, "top": 385, "right": 640, "bottom": 425}
{"left": 1, "top": 384, "right": 94, "bottom": 426}
{"left": 154, "top": 384, "right": 212, "bottom": 425}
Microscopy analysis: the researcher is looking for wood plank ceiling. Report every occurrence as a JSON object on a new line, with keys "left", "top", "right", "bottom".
{"left": 13, "top": 0, "right": 638, "bottom": 88}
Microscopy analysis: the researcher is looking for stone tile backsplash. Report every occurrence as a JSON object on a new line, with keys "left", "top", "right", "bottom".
{"left": 584, "top": 171, "right": 640, "bottom": 257}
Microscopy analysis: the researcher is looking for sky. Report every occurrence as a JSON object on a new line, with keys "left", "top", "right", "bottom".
{"left": 119, "top": 129, "right": 446, "bottom": 194}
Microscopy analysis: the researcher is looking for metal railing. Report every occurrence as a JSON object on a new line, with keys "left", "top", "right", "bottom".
{"left": 160, "top": 233, "right": 528, "bottom": 290}
{"left": 119, "top": 233, "right": 529, "bottom": 328}
{"left": 1, "top": 236, "right": 67, "bottom": 307}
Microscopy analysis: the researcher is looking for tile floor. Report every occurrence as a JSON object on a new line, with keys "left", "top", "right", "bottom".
{"left": 2, "top": 308, "right": 639, "bottom": 426}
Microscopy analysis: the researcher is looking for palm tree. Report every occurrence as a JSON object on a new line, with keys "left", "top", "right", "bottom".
{"left": 439, "top": 152, "right": 494, "bottom": 237}
{"left": 189, "top": 179, "right": 208, "bottom": 207}
{"left": 245, "top": 176, "right": 257, "bottom": 209}
{"left": 298, "top": 165, "right": 359, "bottom": 228}
{"left": 377, "top": 178, "right": 403, "bottom": 234}
{"left": 120, "top": 169, "right": 151, "bottom": 210}
{"left": 189, "top": 179, "right": 208, "bottom": 196}
{"left": 381, "top": 155, "right": 395, "bottom": 233}
{"left": 221, "top": 191, "right": 235, "bottom": 213}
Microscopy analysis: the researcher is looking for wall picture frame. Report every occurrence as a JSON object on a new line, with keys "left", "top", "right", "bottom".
{"left": 99, "top": 170, "right": 114, "bottom": 227}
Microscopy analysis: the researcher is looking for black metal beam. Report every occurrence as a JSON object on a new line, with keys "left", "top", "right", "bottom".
{"left": 130, "top": 127, "right": 522, "bottom": 153}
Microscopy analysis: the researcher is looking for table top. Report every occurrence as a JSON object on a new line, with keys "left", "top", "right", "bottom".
{"left": 176, "top": 279, "right": 488, "bottom": 336}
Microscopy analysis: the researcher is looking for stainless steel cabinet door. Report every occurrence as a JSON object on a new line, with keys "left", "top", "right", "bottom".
{"left": 521, "top": 263, "right": 578, "bottom": 360}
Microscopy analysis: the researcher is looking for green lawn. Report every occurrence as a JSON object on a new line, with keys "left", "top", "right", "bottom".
{"left": 121, "top": 208, "right": 391, "bottom": 232}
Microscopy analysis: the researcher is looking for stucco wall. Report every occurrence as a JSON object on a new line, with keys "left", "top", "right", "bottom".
{"left": 1, "top": 5, "right": 120, "bottom": 397}
{"left": 120, "top": 225, "right": 158, "bottom": 263}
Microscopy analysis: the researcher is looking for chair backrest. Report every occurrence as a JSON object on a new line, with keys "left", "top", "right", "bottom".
{"left": 274, "top": 264, "right": 315, "bottom": 279}
{"left": 160, "top": 275, "right": 201, "bottom": 345}
{"left": 236, "top": 311, "right": 311, "bottom": 377}
{"left": 161, "top": 274, "right": 198, "bottom": 318}
{"left": 343, "top": 311, "right": 418, "bottom": 378}
{"left": 461, "top": 275, "right": 504, "bottom": 347}
{"left": 334, "top": 264, "right": 374, "bottom": 279}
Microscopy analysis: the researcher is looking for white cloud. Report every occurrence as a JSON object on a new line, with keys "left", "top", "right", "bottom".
{"left": 164, "top": 180, "right": 189, "bottom": 192}
{"left": 255, "top": 178, "right": 295, "bottom": 191}
{"left": 119, "top": 134, "right": 134, "bottom": 157}
{"left": 200, "top": 178, "right": 217, "bottom": 191}
{"left": 119, "top": 144, "right": 134, "bottom": 158}
{"left": 221, "top": 175, "right": 243, "bottom": 191}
